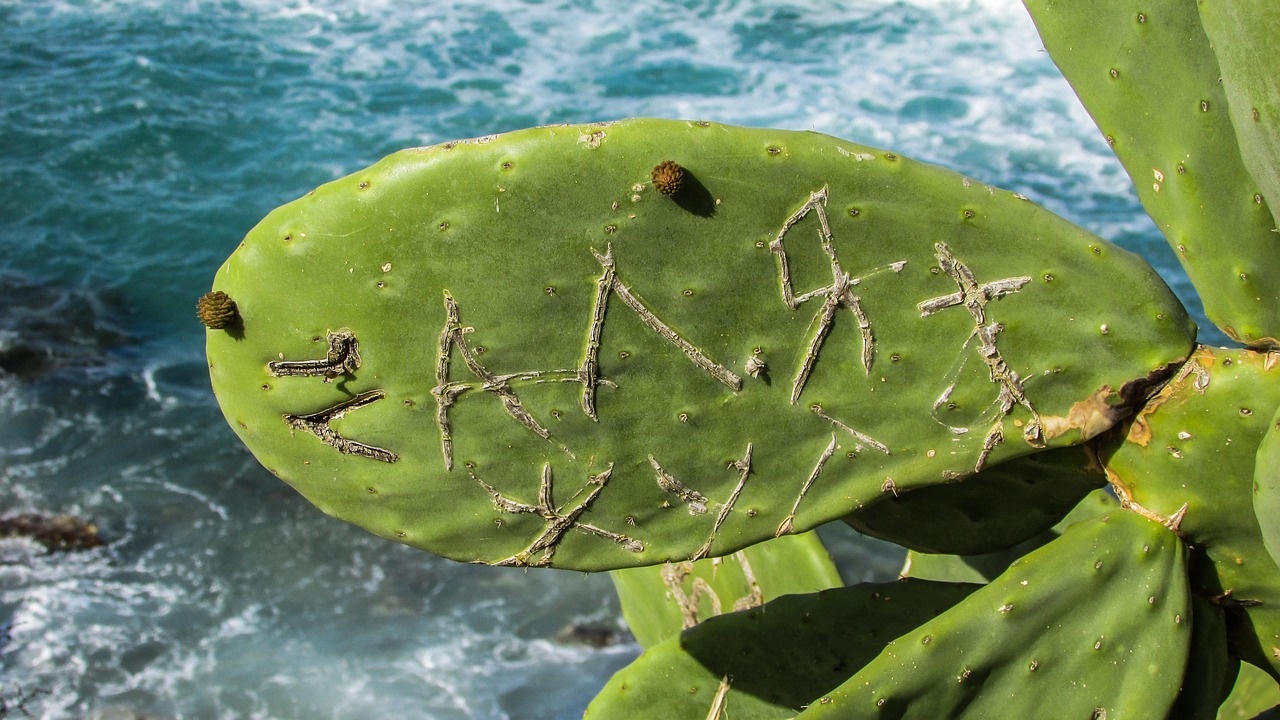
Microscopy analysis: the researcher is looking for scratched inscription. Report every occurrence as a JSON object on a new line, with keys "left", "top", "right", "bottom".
{"left": 261, "top": 183, "right": 1052, "bottom": 563}
{"left": 769, "top": 186, "right": 907, "bottom": 404}
{"left": 918, "top": 242, "right": 1041, "bottom": 471}
{"left": 471, "top": 463, "right": 643, "bottom": 567}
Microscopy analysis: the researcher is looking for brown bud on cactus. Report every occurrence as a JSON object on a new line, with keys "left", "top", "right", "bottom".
{"left": 651, "top": 160, "right": 685, "bottom": 196}
{"left": 197, "top": 290, "right": 238, "bottom": 330}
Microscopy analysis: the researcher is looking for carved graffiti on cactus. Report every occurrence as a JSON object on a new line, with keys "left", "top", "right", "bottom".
{"left": 662, "top": 561, "right": 723, "bottom": 629}
{"left": 769, "top": 187, "right": 907, "bottom": 404}
{"left": 431, "top": 246, "right": 739, "bottom": 469}
{"left": 917, "top": 242, "right": 1041, "bottom": 471}
{"left": 660, "top": 548, "right": 765, "bottom": 630}
{"left": 432, "top": 291, "right": 580, "bottom": 470}
{"left": 471, "top": 463, "right": 643, "bottom": 567}
{"left": 650, "top": 444, "right": 755, "bottom": 560}
{"left": 693, "top": 444, "right": 754, "bottom": 561}
{"left": 650, "top": 455, "right": 710, "bottom": 515}
{"left": 284, "top": 389, "right": 399, "bottom": 463}
{"left": 776, "top": 434, "right": 839, "bottom": 536}
{"left": 268, "top": 329, "right": 361, "bottom": 381}
{"left": 589, "top": 245, "right": 742, "bottom": 397}
{"left": 810, "top": 403, "right": 890, "bottom": 456}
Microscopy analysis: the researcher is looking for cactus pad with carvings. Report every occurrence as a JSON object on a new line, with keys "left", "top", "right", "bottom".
{"left": 205, "top": 119, "right": 1194, "bottom": 571}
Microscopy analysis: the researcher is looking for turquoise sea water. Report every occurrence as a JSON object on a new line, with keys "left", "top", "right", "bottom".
{"left": 0, "top": 1, "right": 1216, "bottom": 718}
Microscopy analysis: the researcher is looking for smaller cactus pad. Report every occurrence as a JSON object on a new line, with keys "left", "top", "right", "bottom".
{"left": 797, "top": 510, "right": 1191, "bottom": 719}
{"left": 610, "top": 530, "right": 841, "bottom": 649}
{"left": 1100, "top": 345, "right": 1280, "bottom": 680}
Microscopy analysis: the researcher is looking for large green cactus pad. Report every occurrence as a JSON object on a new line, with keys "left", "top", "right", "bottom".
{"left": 1257, "top": 405, "right": 1280, "bottom": 574}
{"left": 584, "top": 579, "right": 980, "bottom": 719}
{"left": 797, "top": 510, "right": 1190, "bottom": 719}
{"left": 1219, "top": 662, "right": 1280, "bottom": 720}
{"left": 1101, "top": 345, "right": 1280, "bottom": 679}
{"left": 901, "top": 485, "right": 1118, "bottom": 583}
{"left": 206, "top": 118, "right": 1193, "bottom": 570}
{"left": 610, "top": 530, "right": 841, "bottom": 649}
{"left": 1171, "top": 597, "right": 1235, "bottom": 720}
{"left": 1022, "top": 0, "right": 1280, "bottom": 348}
{"left": 844, "top": 444, "right": 1106, "bottom": 555}
{"left": 1196, "top": 0, "right": 1280, "bottom": 235}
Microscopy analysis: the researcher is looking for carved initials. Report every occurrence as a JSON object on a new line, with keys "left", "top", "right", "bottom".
{"left": 770, "top": 187, "right": 906, "bottom": 404}
{"left": 472, "top": 463, "right": 643, "bottom": 567}
{"left": 284, "top": 390, "right": 398, "bottom": 463}
{"left": 918, "top": 242, "right": 1041, "bottom": 470}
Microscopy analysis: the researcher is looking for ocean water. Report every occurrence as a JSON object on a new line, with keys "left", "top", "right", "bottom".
{"left": 0, "top": 0, "right": 1216, "bottom": 718}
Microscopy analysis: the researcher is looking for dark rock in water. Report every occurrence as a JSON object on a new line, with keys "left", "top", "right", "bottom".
{"left": 0, "top": 274, "right": 131, "bottom": 383}
{"left": 553, "top": 622, "right": 622, "bottom": 649}
{"left": 0, "top": 514, "right": 104, "bottom": 552}
{"left": 0, "top": 686, "right": 50, "bottom": 717}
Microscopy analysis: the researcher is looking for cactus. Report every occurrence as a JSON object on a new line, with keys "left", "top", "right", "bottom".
{"left": 1098, "top": 345, "right": 1280, "bottom": 679}
{"left": 1258, "top": 405, "right": 1280, "bottom": 573}
{"left": 610, "top": 530, "right": 842, "bottom": 648}
{"left": 1220, "top": 663, "right": 1280, "bottom": 719}
{"left": 1022, "top": 0, "right": 1280, "bottom": 348}
{"left": 843, "top": 444, "right": 1105, "bottom": 555}
{"left": 1195, "top": 0, "right": 1280, "bottom": 235}
{"left": 901, "top": 486, "right": 1119, "bottom": 583}
{"left": 794, "top": 510, "right": 1189, "bottom": 719}
{"left": 585, "top": 579, "right": 981, "bottom": 719}
{"left": 205, "top": 119, "right": 1193, "bottom": 571}
{"left": 1170, "top": 597, "right": 1234, "bottom": 720}
{"left": 201, "top": 0, "right": 1280, "bottom": 716}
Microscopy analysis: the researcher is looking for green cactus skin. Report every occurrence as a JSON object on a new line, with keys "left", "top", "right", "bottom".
{"left": 1196, "top": 0, "right": 1280, "bottom": 235}
{"left": 1100, "top": 345, "right": 1280, "bottom": 680}
{"left": 844, "top": 444, "right": 1106, "bottom": 555}
{"left": 1170, "top": 597, "right": 1236, "bottom": 720}
{"left": 610, "top": 530, "right": 841, "bottom": 649}
{"left": 206, "top": 118, "right": 1193, "bottom": 571}
{"left": 902, "top": 486, "right": 1118, "bottom": 584}
{"left": 796, "top": 510, "right": 1190, "bottom": 719}
{"left": 1218, "top": 662, "right": 1280, "bottom": 720}
{"left": 1257, "top": 405, "right": 1280, "bottom": 573}
{"left": 584, "top": 579, "right": 980, "bottom": 720}
{"left": 1022, "top": 0, "right": 1280, "bottom": 348}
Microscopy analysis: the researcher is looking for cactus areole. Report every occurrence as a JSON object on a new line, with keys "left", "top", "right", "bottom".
{"left": 204, "top": 119, "right": 1194, "bottom": 571}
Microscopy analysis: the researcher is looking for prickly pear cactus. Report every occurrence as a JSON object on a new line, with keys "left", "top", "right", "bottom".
{"left": 610, "top": 531, "right": 842, "bottom": 649}
{"left": 201, "top": 0, "right": 1280, "bottom": 714}
{"left": 1258, "top": 405, "right": 1280, "bottom": 573}
{"left": 795, "top": 510, "right": 1190, "bottom": 719}
{"left": 901, "top": 485, "right": 1118, "bottom": 584}
{"left": 843, "top": 444, "right": 1105, "bottom": 555}
{"left": 204, "top": 119, "right": 1193, "bottom": 571}
{"left": 1170, "top": 597, "right": 1234, "bottom": 720}
{"left": 1220, "top": 662, "right": 1280, "bottom": 719}
{"left": 1099, "top": 345, "right": 1280, "bottom": 680}
{"left": 1259, "top": 407, "right": 1280, "bottom": 573}
{"left": 585, "top": 579, "right": 981, "bottom": 719}
{"left": 1022, "top": 0, "right": 1280, "bottom": 347}
{"left": 1195, "top": 0, "right": 1280, "bottom": 235}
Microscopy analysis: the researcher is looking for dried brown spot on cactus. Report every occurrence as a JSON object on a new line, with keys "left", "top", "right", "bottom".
{"left": 651, "top": 160, "right": 685, "bottom": 196}
{"left": 197, "top": 290, "right": 238, "bottom": 330}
